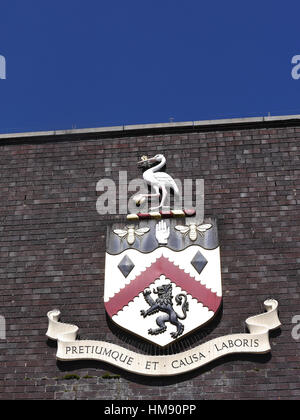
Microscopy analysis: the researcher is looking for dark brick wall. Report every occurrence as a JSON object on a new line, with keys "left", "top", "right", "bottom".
{"left": 0, "top": 122, "right": 299, "bottom": 399}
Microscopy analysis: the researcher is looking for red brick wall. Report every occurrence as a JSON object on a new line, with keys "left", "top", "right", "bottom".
{"left": 0, "top": 122, "right": 299, "bottom": 399}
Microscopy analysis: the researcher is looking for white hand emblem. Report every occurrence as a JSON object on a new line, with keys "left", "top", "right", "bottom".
{"left": 155, "top": 220, "right": 170, "bottom": 245}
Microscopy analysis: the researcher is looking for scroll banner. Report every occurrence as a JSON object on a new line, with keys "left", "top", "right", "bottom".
{"left": 46, "top": 299, "right": 281, "bottom": 376}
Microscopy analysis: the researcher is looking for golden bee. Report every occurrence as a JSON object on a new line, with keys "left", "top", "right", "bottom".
{"left": 113, "top": 225, "right": 150, "bottom": 245}
{"left": 175, "top": 223, "right": 212, "bottom": 241}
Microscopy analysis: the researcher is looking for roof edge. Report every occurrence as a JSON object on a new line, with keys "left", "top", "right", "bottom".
{"left": 1, "top": 114, "right": 300, "bottom": 141}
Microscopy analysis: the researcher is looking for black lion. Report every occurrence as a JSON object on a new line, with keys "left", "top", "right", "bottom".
{"left": 140, "top": 284, "right": 189, "bottom": 339}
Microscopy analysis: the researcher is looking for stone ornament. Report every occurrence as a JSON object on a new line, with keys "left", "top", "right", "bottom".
{"left": 46, "top": 299, "right": 281, "bottom": 376}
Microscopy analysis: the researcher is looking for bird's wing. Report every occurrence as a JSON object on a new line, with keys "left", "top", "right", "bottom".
{"left": 153, "top": 172, "right": 178, "bottom": 188}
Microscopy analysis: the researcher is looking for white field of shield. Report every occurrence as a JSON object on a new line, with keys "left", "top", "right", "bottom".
{"left": 104, "top": 246, "right": 222, "bottom": 347}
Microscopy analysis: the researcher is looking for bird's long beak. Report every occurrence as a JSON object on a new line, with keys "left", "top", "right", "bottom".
{"left": 137, "top": 156, "right": 156, "bottom": 166}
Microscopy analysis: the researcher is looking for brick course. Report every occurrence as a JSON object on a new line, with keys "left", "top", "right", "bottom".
{"left": 0, "top": 120, "right": 299, "bottom": 399}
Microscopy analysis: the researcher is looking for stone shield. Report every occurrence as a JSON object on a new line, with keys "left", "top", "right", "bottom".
{"left": 104, "top": 218, "right": 222, "bottom": 347}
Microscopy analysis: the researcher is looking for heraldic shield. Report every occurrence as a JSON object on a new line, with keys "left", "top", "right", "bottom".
{"left": 104, "top": 217, "right": 222, "bottom": 347}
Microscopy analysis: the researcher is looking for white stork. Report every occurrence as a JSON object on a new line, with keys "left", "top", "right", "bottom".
{"left": 135, "top": 154, "right": 180, "bottom": 211}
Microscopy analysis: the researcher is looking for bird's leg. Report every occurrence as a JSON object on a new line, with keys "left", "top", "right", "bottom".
{"left": 150, "top": 186, "right": 170, "bottom": 211}
{"left": 133, "top": 191, "right": 159, "bottom": 207}
{"left": 149, "top": 186, "right": 161, "bottom": 211}
{"left": 141, "top": 193, "right": 160, "bottom": 198}
{"left": 159, "top": 186, "right": 169, "bottom": 210}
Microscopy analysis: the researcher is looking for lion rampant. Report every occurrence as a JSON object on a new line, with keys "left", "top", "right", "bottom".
{"left": 140, "top": 284, "right": 189, "bottom": 339}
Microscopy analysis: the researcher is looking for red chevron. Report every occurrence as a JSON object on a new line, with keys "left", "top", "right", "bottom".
{"left": 105, "top": 255, "right": 221, "bottom": 317}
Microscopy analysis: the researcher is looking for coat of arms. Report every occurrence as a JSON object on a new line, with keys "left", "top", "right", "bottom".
{"left": 46, "top": 153, "right": 281, "bottom": 376}
{"left": 104, "top": 154, "right": 222, "bottom": 347}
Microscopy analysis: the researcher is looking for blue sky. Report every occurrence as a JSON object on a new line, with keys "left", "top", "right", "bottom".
{"left": 0, "top": 0, "right": 300, "bottom": 133}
